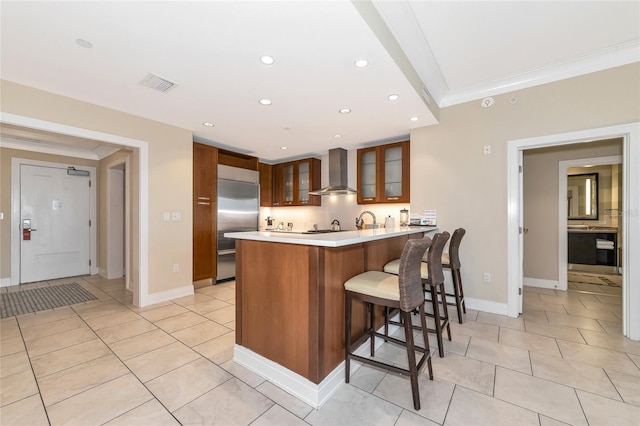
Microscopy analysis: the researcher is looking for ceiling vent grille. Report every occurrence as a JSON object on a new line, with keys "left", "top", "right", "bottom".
{"left": 139, "top": 73, "right": 177, "bottom": 93}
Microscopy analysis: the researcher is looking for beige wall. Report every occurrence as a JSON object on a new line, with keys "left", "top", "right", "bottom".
{"left": 0, "top": 147, "right": 99, "bottom": 279}
{"left": 410, "top": 63, "right": 639, "bottom": 305}
{"left": 1, "top": 80, "right": 193, "bottom": 296}
{"left": 523, "top": 141, "right": 622, "bottom": 281}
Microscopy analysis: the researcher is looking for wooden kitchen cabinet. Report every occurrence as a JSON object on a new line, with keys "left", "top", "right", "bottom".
{"left": 193, "top": 142, "right": 218, "bottom": 281}
{"left": 272, "top": 158, "right": 321, "bottom": 207}
{"left": 259, "top": 163, "right": 273, "bottom": 207}
{"left": 357, "top": 140, "right": 409, "bottom": 204}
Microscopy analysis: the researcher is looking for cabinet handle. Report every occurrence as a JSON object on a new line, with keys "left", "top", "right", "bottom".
{"left": 386, "top": 197, "right": 400, "bottom": 201}
{"left": 197, "top": 196, "right": 210, "bottom": 200}
{"left": 197, "top": 202, "right": 210, "bottom": 205}
{"left": 362, "top": 197, "right": 374, "bottom": 201}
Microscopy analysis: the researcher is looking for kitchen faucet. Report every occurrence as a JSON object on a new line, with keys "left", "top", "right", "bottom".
{"left": 356, "top": 211, "right": 377, "bottom": 229}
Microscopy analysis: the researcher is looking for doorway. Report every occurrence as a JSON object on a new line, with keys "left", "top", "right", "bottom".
{"left": 507, "top": 122, "right": 640, "bottom": 341}
{"left": 105, "top": 158, "right": 130, "bottom": 290}
{"left": 560, "top": 155, "right": 622, "bottom": 289}
{"left": 3, "top": 111, "right": 149, "bottom": 307}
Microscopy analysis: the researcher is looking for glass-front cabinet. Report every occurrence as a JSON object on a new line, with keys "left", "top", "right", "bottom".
{"left": 357, "top": 141, "right": 409, "bottom": 204}
{"left": 298, "top": 160, "right": 310, "bottom": 204}
{"left": 270, "top": 158, "right": 321, "bottom": 207}
{"left": 283, "top": 163, "right": 294, "bottom": 205}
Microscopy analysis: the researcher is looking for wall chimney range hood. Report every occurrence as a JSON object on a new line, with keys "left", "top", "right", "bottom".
{"left": 309, "top": 148, "right": 357, "bottom": 196}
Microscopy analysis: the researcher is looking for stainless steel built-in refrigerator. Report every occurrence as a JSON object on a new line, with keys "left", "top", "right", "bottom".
{"left": 216, "top": 165, "right": 259, "bottom": 282}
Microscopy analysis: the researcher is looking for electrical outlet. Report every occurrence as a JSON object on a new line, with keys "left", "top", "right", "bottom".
{"left": 483, "top": 145, "right": 492, "bottom": 155}
{"left": 483, "top": 272, "right": 491, "bottom": 282}
{"left": 172, "top": 264, "right": 179, "bottom": 273}
{"left": 171, "top": 212, "right": 181, "bottom": 222}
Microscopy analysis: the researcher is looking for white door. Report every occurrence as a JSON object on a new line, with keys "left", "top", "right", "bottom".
{"left": 20, "top": 164, "right": 91, "bottom": 283}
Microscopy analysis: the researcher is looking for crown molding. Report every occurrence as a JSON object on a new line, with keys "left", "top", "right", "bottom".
{"left": 439, "top": 41, "right": 640, "bottom": 107}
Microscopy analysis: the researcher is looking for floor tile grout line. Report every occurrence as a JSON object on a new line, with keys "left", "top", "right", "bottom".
{"left": 64, "top": 292, "right": 186, "bottom": 425}
{"left": 15, "top": 313, "right": 53, "bottom": 426}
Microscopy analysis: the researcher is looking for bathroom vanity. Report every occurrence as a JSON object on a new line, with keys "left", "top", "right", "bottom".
{"left": 568, "top": 227, "right": 617, "bottom": 267}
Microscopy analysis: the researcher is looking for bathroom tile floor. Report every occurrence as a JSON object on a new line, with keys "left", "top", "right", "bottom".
{"left": 1, "top": 274, "right": 639, "bottom": 425}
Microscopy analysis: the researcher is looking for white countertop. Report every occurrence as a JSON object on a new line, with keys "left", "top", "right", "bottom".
{"left": 224, "top": 226, "right": 438, "bottom": 247}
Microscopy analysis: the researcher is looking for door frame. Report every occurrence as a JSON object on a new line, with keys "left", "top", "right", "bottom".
{"left": 558, "top": 155, "right": 622, "bottom": 291}
{"left": 507, "top": 122, "right": 640, "bottom": 340}
{"left": 1, "top": 112, "right": 149, "bottom": 307}
{"left": 104, "top": 157, "right": 130, "bottom": 287}
{"left": 11, "top": 158, "right": 98, "bottom": 284}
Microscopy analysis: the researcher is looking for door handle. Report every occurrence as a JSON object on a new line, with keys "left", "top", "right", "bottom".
{"left": 22, "top": 219, "right": 37, "bottom": 240}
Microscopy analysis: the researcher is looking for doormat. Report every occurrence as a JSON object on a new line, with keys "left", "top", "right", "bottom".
{"left": 1, "top": 283, "right": 97, "bottom": 318}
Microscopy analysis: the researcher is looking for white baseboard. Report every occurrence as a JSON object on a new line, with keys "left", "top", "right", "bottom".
{"left": 234, "top": 345, "right": 342, "bottom": 409}
{"left": 0, "top": 277, "right": 12, "bottom": 288}
{"left": 140, "top": 284, "right": 193, "bottom": 307}
{"left": 233, "top": 322, "right": 401, "bottom": 409}
{"left": 523, "top": 277, "right": 559, "bottom": 289}
{"left": 465, "top": 297, "right": 509, "bottom": 316}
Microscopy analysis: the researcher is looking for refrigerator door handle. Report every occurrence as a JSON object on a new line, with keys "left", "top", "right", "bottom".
{"left": 217, "top": 249, "right": 236, "bottom": 256}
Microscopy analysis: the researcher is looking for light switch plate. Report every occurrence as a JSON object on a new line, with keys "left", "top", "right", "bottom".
{"left": 163, "top": 212, "right": 170, "bottom": 222}
{"left": 171, "top": 212, "right": 181, "bottom": 222}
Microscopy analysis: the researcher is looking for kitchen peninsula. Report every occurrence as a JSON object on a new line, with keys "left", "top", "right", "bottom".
{"left": 224, "top": 226, "right": 437, "bottom": 407}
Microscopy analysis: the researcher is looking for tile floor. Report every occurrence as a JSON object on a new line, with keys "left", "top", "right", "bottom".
{"left": 1, "top": 273, "right": 639, "bottom": 425}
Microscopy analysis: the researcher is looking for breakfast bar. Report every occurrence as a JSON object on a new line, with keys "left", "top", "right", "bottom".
{"left": 224, "top": 226, "right": 436, "bottom": 407}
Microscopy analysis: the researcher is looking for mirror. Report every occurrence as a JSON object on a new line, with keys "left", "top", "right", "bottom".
{"left": 568, "top": 173, "right": 598, "bottom": 220}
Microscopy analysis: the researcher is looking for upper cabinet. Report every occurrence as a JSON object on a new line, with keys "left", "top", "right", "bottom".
{"left": 259, "top": 163, "right": 273, "bottom": 207}
{"left": 268, "top": 158, "right": 321, "bottom": 207}
{"left": 357, "top": 140, "right": 409, "bottom": 204}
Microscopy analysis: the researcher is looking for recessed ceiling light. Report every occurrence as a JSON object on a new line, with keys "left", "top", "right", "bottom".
{"left": 260, "top": 55, "right": 275, "bottom": 65}
{"left": 339, "top": 108, "right": 351, "bottom": 114}
{"left": 354, "top": 59, "right": 368, "bottom": 68}
{"left": 388, "top": 94, "right": 399, "bottom": 101}
{"left": 333, "top": 134, "right": 342, "bottom": 139}
{"left": 75, "top": 39, "right": 93, "bottom": 48}
{"left": 280, "top": 146, "right": 288, "bottom": 150}
{"left": 259, "top": 99, "right": 272, "bottom": 106}
{"left": 202, "top": 122, "right": 214, "bottom": 127}
{"left": 410, "top": 116, "right": 419, "bottom": 122}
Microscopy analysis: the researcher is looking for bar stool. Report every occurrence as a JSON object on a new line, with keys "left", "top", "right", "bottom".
{"left": 383, "top": 232, "right": 451, "bottom": 357}
{"left": 443, "top": 228, "right": 466, "bottom": 324}
{"left": 344, "top": 238, "right": 433, "bottom": 410}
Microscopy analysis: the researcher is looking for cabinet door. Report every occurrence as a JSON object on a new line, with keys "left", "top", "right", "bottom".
{"left": 298, "top": 160, "right": 310, "bottom": 204}
{"left": 357, "top": 141, "right": 409, "bottom": 204}
{"left": 193, "top": 143, "right": 216, "bottom": 200}
{"left": 283, "top": 163, "right": 294, "bottom": 205}
{"left": 259, "top": 163, "right": 273, "bottom": 207}
{"left": 193, "top": 200, "right": 215, "bottom": 280}
{"left": 381, "top": 141, "right": 409, "bottom": 203}
{"left": 357, "top": 147, "right": 378, "bottom": 204}
{"left": 272, "top": 164, "right": 284, "bottom": 206}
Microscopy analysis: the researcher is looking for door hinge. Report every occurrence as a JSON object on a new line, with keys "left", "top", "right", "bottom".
{"left": 89, "top": 180, "right": 92, "bottom": 187}
{"left": 519, "top": 226, "right": 523, "bottom": 234}
{"left": 89, "top": 220, "right": 92, "bottom": 227}
{"left": 89, "top": 259, "right": 92, "bottom": 266}
{"left": 519, "top": 165, "right": 523, "bottom": 173}
{"left": 519, "top": 288, "right": 522, "bottom": 295}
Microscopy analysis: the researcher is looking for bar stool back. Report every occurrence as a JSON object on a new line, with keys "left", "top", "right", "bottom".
{"left": 383, "top": 232, "right": 451, "bottom": 357}
{"left": 443, "top": 228, "right": 466, "bottom": 323}
{"left": 344, "top": 237, "right": 433, "bottom": 410}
